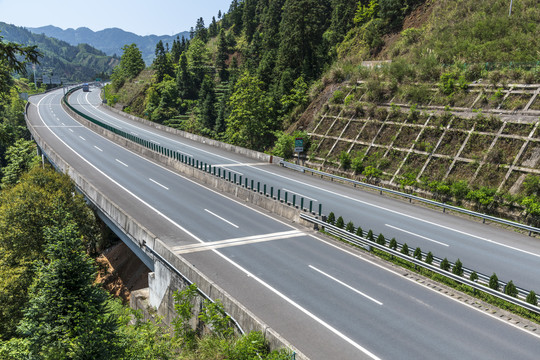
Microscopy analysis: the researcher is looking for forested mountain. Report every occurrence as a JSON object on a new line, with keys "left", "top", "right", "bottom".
{"left": 28, "top": 25, "right": 190, "bottom": 65}
{"left": 0, "top": 22, "right": 118, "bottom": 82}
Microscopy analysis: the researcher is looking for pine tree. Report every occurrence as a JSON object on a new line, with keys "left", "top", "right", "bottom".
{"left": 171, "top": 37, "right": 182, "bottom": 64}
{"left": 489, "top": 273, "right": 499, "bottom": 291}
{"left": 153, "top": 40, "right": 173, "bottom": 82}
{"left": 216, "top": 29, "right": 229, "bottom": 81}
{"left": 198, "top": 75, "right": 217, "bottom": 130}
{"left": 18, "top": 224, "right": 119, "bottom": 358}
{"left": 176, "top": 52, "right": 194, "bottom": 99}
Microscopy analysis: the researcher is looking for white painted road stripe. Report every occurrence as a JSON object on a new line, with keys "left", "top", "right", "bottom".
{"left": 116, "top": 159, "right": 129, "bottom": 167}
{"left": 310, "top": 265, "right": 383, "bottom": 306}
{"left": 94, "top": 146, "right": 103, "bottom": 152}
{"left": 282, "top": 188, "right": 318, "bottom": 202}
{"left": 219, "top": 166, "right": 243, "bottom": 176}
{"left": 173, "top": 230, "right": 304, "bottom": 254}
{"left": 204, "top": 209, "right": 239, "bottom": 228}
{"left": 79, "top": 136, "right": 85, "bottom": 141}
{"left": 69, "top": 129, "right": 74, "bottom": 132}
{"left": 149, "top": 178, "right": 169, "bottom": 190}
{"left": 385, "top": 224, "right": 449, "bottom": 247}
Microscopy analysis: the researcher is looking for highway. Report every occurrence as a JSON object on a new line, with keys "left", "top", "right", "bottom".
{"left": 71, "top": 87, "right": 540, "bottom": 294}
{"left": 27, "top": 88, "right": 540, "bottom": 359}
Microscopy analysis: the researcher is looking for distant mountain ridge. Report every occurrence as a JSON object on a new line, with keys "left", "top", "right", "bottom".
{"left": 28, "top": 25, "right": 190, "bottom": 64}
{"left": 0, "top": 22, "right": 118, "bottom": 82}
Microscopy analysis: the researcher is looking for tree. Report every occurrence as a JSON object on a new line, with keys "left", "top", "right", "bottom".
{"left": 327, "top": 212, "right": 335, "bottom": 225}
{"left": 153, "top": 40, "right": 173, "bottom": 82}
{"left": 216, "top": 29, "right": 229, "bottom": 81}
{"left": 413, "top": 247, "right": 422, "bottom": 260}
{"left": 503, "top": 280, "right": 518, "bottom": 297}
{"left": 225, "top": 72, "right": 274, "bottom": 150}
{"left": 198, "top": 75, "right": 217, "bottom": 130}
{"left": 120, "top": 44, "right": 145, "bottom": 79}
{"left": 18, "top": 224, "right": 119, "bottom": 359}
{"left": 1, "top": 139, "right": 39, "bottom": 188}
{"left": 440, "top": 257, "right": 450, "bottom": 271}
{"left": 194, "top": 17, "right": 208, "bottom": 43}
{"left": 389, "top": 238, "right": 397, "bottom": 250}
{"left": 425, "top": 251, "right": 433, "bottom": 264}
{"left": 346, "top": 221, "right": 355, "bottom": 233}
{"left": 176, "top": 52, "right": 194, "bottom": 100}
{"left": 171, "top": 37, "right": 182, "bottom": 64}
{"left": 401, "top": 243, "right": 409, "bottom": 256}
{"left": 0, "top": 34, "right": 41, "bottom": 74}
{"left": 489, "top": 273, "right": 499, "bottom": 291}
{"left": 336, "top": 216, "right": 344, "bottom": 228}
{"left": 376, "top": 233, "right": 385, "bottom": 245}
{"left": 526, "top": 291, "right": 537, "bottom": 306}
{"left": 452, "top": 259, "right": 463, "bottom": 276}
{"left": 355, "top": 226, "right": 363, "bottom": 237}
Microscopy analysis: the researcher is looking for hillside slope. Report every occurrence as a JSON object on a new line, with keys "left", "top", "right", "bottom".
{"left": 0, "top": 22, "right": 118, "bottom": 82}
{"left": 28, "top": 25, "right": 190, "bottom": 65}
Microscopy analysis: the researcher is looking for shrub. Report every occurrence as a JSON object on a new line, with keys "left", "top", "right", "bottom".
{"left": 327, "top": 212, "right": 335, "bottom": 225}
{"left": 452, "top": 259, "right": 463, "bottom": 276}
{"left": 504, "top": 280, "right": 518, "bottom": 297}
{"left": 339, "top": 151, "right": 352, "bottom": 170}
{"left": 470, "top": 271, "right": 478, "bottom": 282}
{"left": 272, "top": 132, "right": 295, "bottom": 159}
{"left": 526, "top": 291, "right": 538, "bottom": 306}
{"left": 346, "top": 221, "right": 355, "bottom": 233}
{"left": 355, "top": 226, "right": 363, "bottom": 237}
{"left": 489, "top": 273, "right": 499, "bottom": 291}
{"left": 440, "top": 257, "right": 450, "bottom": 271}
{"left": 377, "top": 233, "right": 386, "bottom": 245}
{"left": 401, "top": 243, "right": 409, "bottom": 256}
{"left": 336, "top": 216, "right": 345, "bottom": 228}
{"left": 331, "top": 90, "right": 345, "bottom": 104}
{"left": 413, "top": 247, "right": 422, "bottom": 260}
{"left": 425, "top": 251, "right": 433, "bottom": 264}
{"left": 367, "top": 229, "right": 374, "bottom": 241}
{"left": 351, "top": 156, "right": 364, "bottom": 175}
{"left": 344, "top": 94, "right": 354, "bottom": 106}
{"left": 389, "top": 238, "right": 397, "bottom": 250}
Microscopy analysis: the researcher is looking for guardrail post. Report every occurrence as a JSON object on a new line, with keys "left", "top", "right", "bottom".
{"left": 234, "top": 173, "right": 237, "bottom": 183}
{"left": 251, "top": 179, "right": 254, "bottom": 190}
{"left": 309, "top": 200, "right": 313, "bottom": 213}
{"left": 218, "top": 168, "right": 221, "bottom": 177}
{"left": 285, "top": 192, "right": 288, "bottom": 204}
{"left": 196, "top": 160, "right": 199, "bottom": 168}
{"left": 292, "top": 194, "right": 296, "bottom": 207}
{"left": 278, "top": 189, "right": 281, "bottom": 201}
{"left": 257, "top": 182, "right": 260, "bottom": 193}
{"left": 318, "top": 204, "right": 322, "bottom": 216}
{"left": 228, "top": 172, "right": 231, "bottom": 182}
{"left": 301, "top": 197, "right": 304, "bottom": 210}
{"left": 245, "top": 178, "right": 248, "bottom": 188}
{"left": 271, "top": 187, "right": 274, "bottom": 198}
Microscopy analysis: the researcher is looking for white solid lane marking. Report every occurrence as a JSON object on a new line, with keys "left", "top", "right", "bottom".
{"left": 94, "top": 146, "right": 103, "bottom": 152}
{"left": 149, "top": 178, "right": 169, "bottom": 190}
{"left": 150, "top": 139, "right": 160, "bottom": 145}
{"left": 309, "top": 265, "right": 383, "bottom": 306}
{"left": 69, "top": 129, "right": 73, "bottom": 132}
{"left": 282, "top": 188, "right": 318, "bottom": 202}
{"left": 204, "top": 209, "right": 239, "bottom": 228}
{"left": 177, "top": 149, "right": 194, "bottom": 157}
{"left": 173, "top": 230, "right": 303, "bottom": 254}
{"left": 79, "top": 136, "right": 86, "bottom": 141}
{"left": 385, "top": 224, "right": 449, "bottom": 247}
{"left": 116, "top": 159, "right": 129, "bottom": 167}
{"left": 131, "top": 131, "right": 138, "bottom": 136}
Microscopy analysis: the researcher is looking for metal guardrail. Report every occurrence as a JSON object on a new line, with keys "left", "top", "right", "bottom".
{"left": 302, "top": 213, "right": 540, "bottom": 314}
{"left": 281, "top": 160, "right": 540, "bottom": 235}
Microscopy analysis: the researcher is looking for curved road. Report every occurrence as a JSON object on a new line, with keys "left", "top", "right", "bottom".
{"left": 71, "top": 87, "right": 540, "bottom": 293}
{"left": 27, "top": 88, "right": 540, "bottom": 359}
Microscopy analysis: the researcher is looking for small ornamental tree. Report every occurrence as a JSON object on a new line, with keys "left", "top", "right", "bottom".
{"left": 355, "top": 226, "right": 363, "bottom": 237}
{"left": 526, "top": 291, "right": 538, "bottom": 306}
{"left": 327, "top": 212, "right": 335, "bottom": 225}
{"left": 440, "top": 257, "right": 450, "bottom": 271}
{"left": 389, "top": 238, "right": 397, "bottom": 250}
{"left": 489, "top": 273, "right": 499, "bottom": 291}
{"left": 336, "top": 216, "right": 345, "bottom": 229}
{"left": 413, "top": 247, "right": 422, "bottom": 260}
{"left": 504, "top": 280, "right": 518, "bottom": 298}
{"left": 452, "top": 259, "right": 463, "bottom": 276}
{"left": 425, "top": 251, "right": 433, "bottom": 264}
{"left": 377, "top": 233, "right": 386, "bottom": 245}
{"left": 401, "top": 243, "right": 409, "bottom": 256}
{"left": 470, "top": 271, "right": 478, "bottom": 282}
{"left": 346, "top": 221, "right": 355, "bottom": 233}
{"left": 367, "top": 230, "right": 374, "bottom": 241}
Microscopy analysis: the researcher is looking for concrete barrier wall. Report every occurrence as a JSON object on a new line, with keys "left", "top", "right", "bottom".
{"left": 27, "top": 105, "right": 307, "bottom": 358}
{"left": 104, "top": 104, "right": 283, "bottom": 164}
{"left": 63, "top": 102, "right": 314, "bottom": 228}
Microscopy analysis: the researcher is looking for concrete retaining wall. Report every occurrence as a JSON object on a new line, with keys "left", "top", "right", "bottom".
{"left": 104, "top": 104, "right": 282, "bottom": 164}
{"left": 27, "top": 103, "right": 307, "bottom": 358}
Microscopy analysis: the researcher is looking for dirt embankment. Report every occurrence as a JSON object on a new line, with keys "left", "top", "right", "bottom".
{"left": 96, "top": 241, "right": 150, "bottom": 302}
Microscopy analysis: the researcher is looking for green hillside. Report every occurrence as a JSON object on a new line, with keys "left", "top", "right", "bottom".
{"left": 0, "top": 22, "right": 118, "bottom": 82}
{"left": 106, "top": 0, "right": 540, "bottom": 223}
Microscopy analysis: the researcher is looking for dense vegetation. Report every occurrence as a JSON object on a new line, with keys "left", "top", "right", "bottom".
{"left": 0, "top": 22, "right": 118, "bottom": 82}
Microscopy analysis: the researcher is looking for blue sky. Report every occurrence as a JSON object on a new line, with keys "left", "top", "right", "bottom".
{"left": 0, "top": 0, "right": 233, "bottom": 35}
